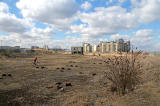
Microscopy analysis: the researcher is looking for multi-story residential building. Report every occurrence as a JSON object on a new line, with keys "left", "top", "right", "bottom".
{"left": 92, "top": 45, "right": 97, "bottom": 52}
{"left": 83, "top": 43, "right": 92, "bottom": 53}
{"left": 84, "top": 39, "right": 130, "bottom": 53}
{"left": 71, "top": 39, "right": 130, "bottom": 55}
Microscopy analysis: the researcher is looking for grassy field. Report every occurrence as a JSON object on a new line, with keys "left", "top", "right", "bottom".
{"left": 0, "top": 53, "right": 160, "bottom": 106}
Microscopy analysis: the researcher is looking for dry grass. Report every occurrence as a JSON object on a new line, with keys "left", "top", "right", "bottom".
{"left": 0, "top": 53, "right": 160, "bottom": 106}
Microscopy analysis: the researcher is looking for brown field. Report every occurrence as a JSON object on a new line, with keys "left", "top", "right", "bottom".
{"left": 0, "top": 53, "right": 160, "bottom": 106}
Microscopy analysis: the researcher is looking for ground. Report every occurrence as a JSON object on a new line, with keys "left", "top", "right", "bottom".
{"left": 0, "top": 53, "right": 160, "bottom": 106}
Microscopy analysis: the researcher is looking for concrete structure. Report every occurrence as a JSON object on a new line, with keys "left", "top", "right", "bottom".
{"left": 97, "top": 39, "right": 130, "bottom": 53}
{"left": 71, "top": 39, "right": 130, "bottom": 55}
{"left": 82, "top": 39, "right": 130, "bottom": 54}
{"left": 92, "top": 45, "right": 97, "bottom": 52}
{"left": 83, "top": 43, "right": 92, "bottom": 53}
{"left": 71, "top": 47, "right": 83, "bottom": 54}
{"left": 116, "top": 39, "right": 130, "bottom": 52}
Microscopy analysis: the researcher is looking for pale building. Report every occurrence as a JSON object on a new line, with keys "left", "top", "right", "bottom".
{"left": 71, "top": 39, "right": 130, "bottom": 55}
{"left": 92, "top": 45, "right": 97, "bottom": 52}
{"left": 97, "top": 39, "right": 130, "bottom": 53}
{"left": 83, "top": 43, "right": 92, "bottom": 53}
{"left": 99, "top": 41, "right": 117, "bottom": 53}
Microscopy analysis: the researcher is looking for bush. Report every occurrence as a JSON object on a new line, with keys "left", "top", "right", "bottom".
{"left": 105, "top": 51, "right": 143, "bottom": 95}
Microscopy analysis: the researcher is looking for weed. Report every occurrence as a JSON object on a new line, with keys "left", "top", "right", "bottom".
{"left": 105, "top": 51, "right": 144, "bottom": 95}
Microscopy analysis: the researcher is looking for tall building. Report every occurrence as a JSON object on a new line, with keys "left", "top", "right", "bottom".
{"left": 116, "top": 39, "right": 130, "bottom": 52}
{"left": 99, "top": 41, "right": 117, "bottom": 53}
{"left": 92, "top": 45, "right": 97, "bottom": 52}
{"left": 96, "top": 39, "right": 130, "bottom": 53}
{"left": 83, "top": 43, "right": 92, "bottom": 53}
{"left": 71, "top": 39, "right": 131, "bottom": 55}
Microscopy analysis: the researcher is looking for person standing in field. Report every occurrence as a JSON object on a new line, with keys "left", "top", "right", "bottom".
{"left": 33, "top": 57, "right": 38, "bottom": 65}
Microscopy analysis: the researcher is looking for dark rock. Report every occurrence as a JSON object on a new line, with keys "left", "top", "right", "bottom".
{"left": 2, "top": 74, "right": 6, "bottom": 77}
{"left": 66, "top": 82, "right": 72, "bottom": 86}
{"left": 79, "top": 72, "right": 83, "bottom": 74}
{"left": 70, "top": 65, "right": 73, "bottom": 67}
{"left": 56, "top": 82, "right": 62, "bottom": 85}
{"left": 92, "top": 73, "right": 96, "bottom": 76}
{"left": 8, "top": 73, "right": 12, "bottom": 77}
{"left": 41, "top": 66, "right": 45, "bottom": 69}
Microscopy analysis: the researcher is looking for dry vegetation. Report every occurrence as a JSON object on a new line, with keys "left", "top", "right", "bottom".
{"left": 105, "top": 52, "right": 143, "bottom": 95}
{"left": 0, "top": 52, "right": 160, "bottom": 106}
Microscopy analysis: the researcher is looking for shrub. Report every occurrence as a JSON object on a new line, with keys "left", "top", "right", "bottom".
{"left": 105, "top": 51, "right": 143, "bottom": 95}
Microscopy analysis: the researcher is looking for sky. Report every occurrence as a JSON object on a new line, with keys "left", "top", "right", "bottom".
{"left": 0, "top": 0, "right": 160, "bottom": 51}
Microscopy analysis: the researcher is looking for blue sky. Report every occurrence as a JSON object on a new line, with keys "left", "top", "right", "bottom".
{"left": 0, "top": 0, "right": 160, "bottom": 51}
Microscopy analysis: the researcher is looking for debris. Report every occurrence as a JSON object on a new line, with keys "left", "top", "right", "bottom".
{"left": 2, "top": 73, "right": 6, "bottom": 77}
{"left": 66, "top": 82, "right": 72, "bottom": 86}
{"left": 79, "top": 72, "right": 83, "bottom": 74}
{"left": 8, "top": 73, "right": 12, "bottom": 77}
{"left": 59, "top": 87, "right": 64, "bottom": 92}
{"left": 75, "top": 65, "right": 78, "bottom": 67}
{"left": 56, "top": 82, "right": 62, "bottom": 85}
{"left": 70, "top": 65, "right": 73, "bottom": 67}
{"left": 92, "top": 73, "right": 96, "bottom": 76}
{"left": 41, "top": 66, "right": 45, "bottom": 69}
{"left": 61, "top": 67, "right": 65, "bottom": 70}
{"left": 57, "top": 85, "right": 63, "bottom": 90}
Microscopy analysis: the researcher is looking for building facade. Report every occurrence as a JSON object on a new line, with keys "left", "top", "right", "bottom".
{"left": 84, "top": 39, "right": 130, "bottom": 53}
{"left": 71, "top": 47, "right": 83, "bottom": 54}
{"left": 71, "top": 39, "right": 130, "bottom": 55}
{"left": 83, "top": 43, "right": 92, "bottom": 53}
